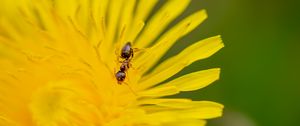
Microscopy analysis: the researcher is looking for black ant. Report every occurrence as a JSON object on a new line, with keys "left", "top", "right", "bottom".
{"left": 114, "top": 42, "right": 138, "bottom": 95}
{"left": 115, "top": 42, "right": 134, "bottom": 84}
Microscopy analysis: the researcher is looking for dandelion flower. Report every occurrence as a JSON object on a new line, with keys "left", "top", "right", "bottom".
{"left": 0, "top": 0, "right": 224, "bottom": 126}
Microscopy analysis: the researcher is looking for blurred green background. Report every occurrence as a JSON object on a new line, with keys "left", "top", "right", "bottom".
{"left": 162, "top": 0, "right": 300, "bottom": 126}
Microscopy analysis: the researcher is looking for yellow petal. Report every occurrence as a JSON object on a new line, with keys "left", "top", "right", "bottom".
{"left": 138, "top": 101, "right": 222, "bottom": 124}
{"left": 52, "top": 0, "right": 79, "bottom": 17}
{"left": 0, "top": 116, "right": 17, "bottom": 126}
{"left": 164, "top": 119, "right": 206, "bottom": 126}
{"left": 117, "top": 0, "right": 136, "bottom": 43}
{"left": 0, "top": 17, "right": 22, "bottom": 41}
{"left": 106, "top": 0, "right": 123, "bottom": 42}
{"left": 157, "top": 68, "right": 220, "bottom": 92}
{"left": 125, "top": 0, "right": 158, "bottom": 43}
{"left": 137, "top": 98, "right": 192, "bottom": 106}
{"left": 139, "top": 36, "right": 223, "bottom": 89}
{"left": 134, "top": 0, "right": 191, "bottom": 47}
{"left": 126, "top": 21, "right": 145, "bottom": 43}
{"left": 100, "top": 0, "right": 122, "bottom": 65}
{"left": 175, "top": 105, "right": 223, "bottom": 119}
{"left": 134, "top": 0, "right": 158, "bottom": 21}
{"left": 0, "top": 0, "right": 19, "bottom": 17}
{"left": 155, "top": 100, "right": 223, "bottom": 110}
{"left": 134, "top": 10, "right": 208, "bottom": 74}
{"left": 138, "top": 86, "right": 179, "bottom": 97}
{"left": 90, "top": 0, "right": 108, "bottom": 41}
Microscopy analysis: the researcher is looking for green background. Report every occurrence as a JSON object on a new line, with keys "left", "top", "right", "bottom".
{"left": 161, "top": 0, "right": 300, "bottom": 126}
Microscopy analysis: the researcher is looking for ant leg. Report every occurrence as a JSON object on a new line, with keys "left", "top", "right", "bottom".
{"left": 128, "top": 62, "right": 136, "bottom": 70}
{"left": 113, "top": 68, "right": 118, "bottom": 84}
{"left": 133, "top": 48, "right": 147, "bottom": 53}
{"left": 132, "top": 48, "right": 149, "bottom": 59}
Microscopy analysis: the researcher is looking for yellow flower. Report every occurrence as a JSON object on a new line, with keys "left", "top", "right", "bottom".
{"left": 0, "top": 0, "right": 224, "bottom": 126}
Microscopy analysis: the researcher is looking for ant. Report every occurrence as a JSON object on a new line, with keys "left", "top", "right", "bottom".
{"left": 115, "top": 42, "right": 134, "bottom": 84}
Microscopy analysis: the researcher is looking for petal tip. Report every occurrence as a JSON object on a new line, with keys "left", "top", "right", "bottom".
{"left": 198, "top": 9, "right": 208, "bottom": 20}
